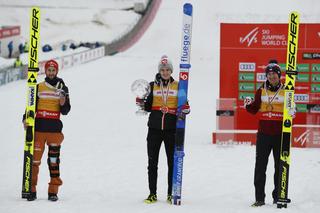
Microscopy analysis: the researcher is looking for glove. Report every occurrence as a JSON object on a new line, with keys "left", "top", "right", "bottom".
{"left": 244, "top": 97, "right": 253, "bottom": 107}
{"left": 23, "top": 119, "right": 27, "bottom": 130}
{"left": 288, "top": 102, "right": 296, "bottom": 118}
{"left": 177, "top": 103, "right": 190, "bottom": 119}
{"left": 136, "top": 97, "right": 145, "bottom": 108}
{"left": 56, "top": 81, "right": 68, "bottom": 97}
{"left": 181, "top": 103, "right": 190, "bottom": 114}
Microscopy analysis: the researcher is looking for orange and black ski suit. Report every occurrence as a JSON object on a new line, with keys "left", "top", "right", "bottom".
{"left": 23, "top": 77, "right": 70, "bottom": 194}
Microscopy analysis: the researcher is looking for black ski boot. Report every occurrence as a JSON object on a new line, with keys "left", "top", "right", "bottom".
{"left": 27, "top": 192, "right": 37, "bottom": 201}
{"left": 48, "top": 193, "right": 59, "bottom": 202}
{"left": 251, "top": 201, "right": 265, "bottom": 207}
{"left": 144, "top": 194, "right": 157, "bottom": 204}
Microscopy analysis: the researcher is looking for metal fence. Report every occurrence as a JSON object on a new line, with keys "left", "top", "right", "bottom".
{"left": 0, "top": 65, "right": 26, "bottom": 86}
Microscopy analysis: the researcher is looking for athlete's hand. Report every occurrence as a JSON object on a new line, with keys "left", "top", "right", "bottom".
{"left": 288, "top": 102, "right": 296, "bottom": 118}
{"left": 23, "top": 119, "right": 28, "bottom": 130}
{"left": 177, "top": 103, "right": 190, "bottom": 119}
{"left": 60, "top": 96, "right": 66, "bottom": 106}
{"left": 181, "top": 103, "right": 190, "bottom": 114}
{"left": 244, "top": 97, "right": 253, "bottom": 107}
{"left": 136, "top": 97, "right": 145, "bottom": 107}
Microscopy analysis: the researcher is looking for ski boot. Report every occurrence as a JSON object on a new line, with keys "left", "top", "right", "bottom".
{"left": 251, "top": 201, "right": 265, "bottom": 207}
{"left": 27, "top": 192, "right": 37, "bottom": 201}
{"left": 48, "top": 193, "right": 59, "bottom": 202}
{"left": 144, "top": 194, "right": 157, "bottom": 204}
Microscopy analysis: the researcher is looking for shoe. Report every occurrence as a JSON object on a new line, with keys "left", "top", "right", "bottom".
{"left": 144, "top": 194, "right": 157, "bottom": 204}
{"left": 273, "top": 199, "right": 277, "bottom": 204}
{"left": 167, "top": 195, "right": 172, "bottom": 204}
{"left": 251, "top": 201, "right": 265, "bottom": 207}
{"left": 27, "top": 192, "right": 37, "bottom": 201}
{"left": 48, "top": 193, "right": 59, "bottom": 202}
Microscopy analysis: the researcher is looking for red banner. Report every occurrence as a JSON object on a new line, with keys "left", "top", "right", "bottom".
{"left": 0, "top": 26, "right": 20, "bottom": 39}
{"left": 220, "top": 23, "right": 320, "bottom": 130}
{"left": 212, "top": 126, "right": 320, "bottom": 148}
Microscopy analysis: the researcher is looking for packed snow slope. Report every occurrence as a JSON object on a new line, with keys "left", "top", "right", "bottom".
{"left": 0, "top": 0, "right": 144, "bottom": 45}
{"left": 0, "top": 0, "right": 320, "bottom": 213}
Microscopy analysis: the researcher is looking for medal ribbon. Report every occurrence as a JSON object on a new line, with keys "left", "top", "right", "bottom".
{"left": 160, "top": 81, "right": 171, "bottom": 111}
{"left": 264, "top": 83, "right": 282, "bottom": 106}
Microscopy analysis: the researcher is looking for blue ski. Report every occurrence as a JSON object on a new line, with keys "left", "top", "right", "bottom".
{"left": 172, "top": 3, "right": 193, "bottom": 206}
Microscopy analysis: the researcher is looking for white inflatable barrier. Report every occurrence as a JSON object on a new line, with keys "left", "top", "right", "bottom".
{"left": 0, "top": 46, "right": 105, "bottom": 87}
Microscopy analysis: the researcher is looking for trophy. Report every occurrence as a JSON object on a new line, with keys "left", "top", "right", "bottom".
{"left": 131, "top": 79, "right": 150, "bottom": 115}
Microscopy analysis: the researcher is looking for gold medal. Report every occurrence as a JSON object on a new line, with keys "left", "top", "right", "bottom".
{"left": 264, "top": 83, "right": 282, "bottom": 112}
{"left": 266, "top": 104, "right": 273, "bottom": 111}
{"left": 161, "top": 106, "right": 169, "bottom": 114}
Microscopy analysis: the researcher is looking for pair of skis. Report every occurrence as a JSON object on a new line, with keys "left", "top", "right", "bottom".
{"left": 171, "top": 8, "right": 300, "bottom": 208}
{"left": 21, "top": 7, "right": 41, "bottom": 198}
{"left": 276, "top": 12, "right": 300, "bottom": 209}
{"left": 171, "top": 3, "right": 193, "bottom": 205}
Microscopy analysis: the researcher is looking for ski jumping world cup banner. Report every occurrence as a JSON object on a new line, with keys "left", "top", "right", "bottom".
{"left": 217, "top": 23, "right": 320, "bottom": 148}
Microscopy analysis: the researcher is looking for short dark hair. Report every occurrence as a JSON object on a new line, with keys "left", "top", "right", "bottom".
{"left": 268, "top": 59, "right": 278, "bottom": 64}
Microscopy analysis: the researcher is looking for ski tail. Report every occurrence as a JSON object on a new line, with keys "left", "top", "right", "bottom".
{"left": 22, "top": 7, "right": 40, "bottom": 198}
{"left": 172, "top": 3, "right": 193, "bottom": 205}
{"left": 277, "top": 11, "right": 300, "bottom": 208}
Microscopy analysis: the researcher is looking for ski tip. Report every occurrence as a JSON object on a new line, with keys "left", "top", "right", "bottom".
{"left": 183, "top": 3, "right": 193, "bottom": 16}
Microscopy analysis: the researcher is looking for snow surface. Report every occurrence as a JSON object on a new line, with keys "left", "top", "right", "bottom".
{"left": 0, "top": 0, "right": 320, "bottom": 212}
{"left": 0, "top": 0, "right": 143, "bottom": 45}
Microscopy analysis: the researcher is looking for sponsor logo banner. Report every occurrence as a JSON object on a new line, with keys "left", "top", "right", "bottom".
{"left": 307, "top": 104, "right": 320, "bottom": 113}
{"left": 0, "top": 26, "right": 20, "bottom": 39}
{"left": 303, "top": 53, "right": 320, "bottom": 59}
{"left": 297, "top": 64, "right": 310, "bottom": 72}
{"left": 238, "top": 92, "right": 254, "bottom": 100}
{"left": 239, "top": 62, "right": 255, "bottom": 72}
{"left": 311, "top": 84, "right": 320, "bottom": 93}
{"left": 295, "top": 83, "right": 310, "bottom": 93}
{"left": 294, "top": 94, "right": 309, "bottom": 103}
{"left": 296, "top": 104, "right": 307, "bottom": 112}
{"left": 256, "top": 73, "right": 266, "bottom": 82}
{"left": 293, "top": 126, "right": 320, "bottom": 148}
{"left": 312, "top": 64, "right": 320, "bottom": 72}
{"left": 312, "top": 74, "right": 320, "bottom": 82}
{"left": 239, "top": 72, "right": 255, "bottom": 81}
{"left": 296, "top": 74, "right": 310, "bottom": 82}
{"left": 281, "top": 63, "right": 310, "bottom": 72}
{"left": 239, "top": 82, "right": 255, "bottom": 91}
{"left": 310, "top": 93, "right": 320, "bottom": 102}
{"left": 279, "top": 63, "right": 286, "bottom": 71}
{"left": 221, "top": 24, "right": 295, "bottom": 48}
{"left": 212, "top": 126, "right": 320, "bottom": 148}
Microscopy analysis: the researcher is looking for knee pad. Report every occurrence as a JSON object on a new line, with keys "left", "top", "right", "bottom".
{"left": 47, "top": 145, "right": 61, "bottom": 178}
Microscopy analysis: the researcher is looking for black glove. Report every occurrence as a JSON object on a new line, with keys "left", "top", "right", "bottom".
{"left": 136, "top": 97, "right": 145, "bottom": 107}
{"left": 56, "top": 81, "right": 68, "bottom": 97}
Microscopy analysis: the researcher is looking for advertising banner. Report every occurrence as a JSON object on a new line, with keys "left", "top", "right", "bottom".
{"left": 220, "top": 23, "right": 320, "bottom": 130}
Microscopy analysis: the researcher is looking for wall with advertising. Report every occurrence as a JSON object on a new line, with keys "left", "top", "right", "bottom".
{"left": 1, "top": 46, "right": 105, "bottom": 87}
{"left": 0, "top": 26, "right": 21, "bottom": 58}
{"left": 220, "top": 23, "right": 320, "bottom": 130}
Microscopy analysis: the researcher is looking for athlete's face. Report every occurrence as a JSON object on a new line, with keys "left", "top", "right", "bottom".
{"left": 267, "top": 71, "right": 280, "bottom": 86}
{"left": 45, "top": 67, "right": 58, "bottom": 79}
{"left": 159, "top": 68, "right": 172, "bottom": 80}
